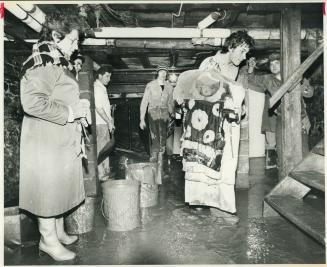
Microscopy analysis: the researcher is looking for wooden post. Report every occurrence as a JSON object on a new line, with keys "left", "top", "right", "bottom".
{"left": 269, "top": 43, "right": 323, "bottom": 107}
{"left": 279, "top": 6, "right": 302, "bottom": 178}
{"left": 78, "top": 56, "right": 99, "bottom": 196}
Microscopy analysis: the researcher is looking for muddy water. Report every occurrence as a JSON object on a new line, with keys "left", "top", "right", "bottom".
{"left": 5, "top": 153, "right": 325, "bottom": 265}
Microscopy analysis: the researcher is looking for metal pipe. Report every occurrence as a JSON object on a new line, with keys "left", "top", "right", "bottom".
{"left": 5, "top": 3, "right": 45, "bottom": 32}
{"left": 92, "top": 27, "right": 315, "bottom": 40}
{"left": 4, "top": 28, "right": 320, "bottom": 44}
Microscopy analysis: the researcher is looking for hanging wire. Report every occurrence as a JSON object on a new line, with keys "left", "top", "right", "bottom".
{"left": 171, "top": 2, "right": 183, "bottom": 28}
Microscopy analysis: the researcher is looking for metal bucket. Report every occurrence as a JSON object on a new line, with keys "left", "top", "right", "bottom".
{"left": 101, "top": 180, "right": 140, "bottom": 231}
{"left": 4, "top": 207, "right": 21, "bottom": 247}
{"left": 65, "top": 196, "right": 96, "bottom": 234}
{"left": 126, "top": 162, "right": 159, "bottom": 207}
{"left": 4, "top": 207, "right": 39, "bottom": 247}
{"left": 125, "top": 162, "right": 157, "bottom": 185}
{"left": 140, "top": 183, "right": 159, "bottom": 208}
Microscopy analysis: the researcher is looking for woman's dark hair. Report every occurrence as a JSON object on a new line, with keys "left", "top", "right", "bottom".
{"left": 96, "top": 66, "right": 113, "bottom": 78}
{"left": 70, "top": 50, "right": 85, "bottom": 63}
{"left": 39, "top": 11, "right": 89, "bottom": 42}
{"left": 221, "top": 30, "right": 255, "bottom": 53}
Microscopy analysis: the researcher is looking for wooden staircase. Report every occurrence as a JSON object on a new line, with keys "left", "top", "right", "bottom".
{"left": 264, "top": 139, "right": 325, "bottom": 245}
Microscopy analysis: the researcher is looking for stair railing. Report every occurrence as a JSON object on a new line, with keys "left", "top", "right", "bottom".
{"left": 269, "top": 43, "right": 323, "bottom": 108}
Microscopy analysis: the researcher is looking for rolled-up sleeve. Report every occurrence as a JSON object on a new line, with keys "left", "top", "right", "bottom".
{"left": 247, "top": 73, "right": 266, "bottom": 94}
{"left": 94, "top": 85, "right": 103, "bottom": 110}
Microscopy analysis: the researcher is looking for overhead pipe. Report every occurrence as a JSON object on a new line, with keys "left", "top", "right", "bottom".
{"left": 5, "top": 3, "right": 46, "bottom": 32}
{"left": 4, "top": 27, "right": 320, "bottom": 46}
{"left": 91, "top": 27, "right": 317, "bottom": 40}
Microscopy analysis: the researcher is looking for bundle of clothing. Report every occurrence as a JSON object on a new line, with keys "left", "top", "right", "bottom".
{"left": 174, "top": 69, "right": 245, "bottom": 213}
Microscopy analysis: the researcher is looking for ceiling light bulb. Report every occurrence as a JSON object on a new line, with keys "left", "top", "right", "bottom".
{"left": 198, "top": 12, "right": 220, "bottom": 30}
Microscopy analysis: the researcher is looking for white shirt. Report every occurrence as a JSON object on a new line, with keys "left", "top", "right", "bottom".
{"left": 94, "top": 79, "right": 112, "bottom": 125}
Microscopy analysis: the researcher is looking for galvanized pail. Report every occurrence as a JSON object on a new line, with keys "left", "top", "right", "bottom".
{"left": 101, "top": 180, "right": 140, "bottom": 231}
{"left": 125, "top": 162, "right": 157, "bottom": 185}
{"left": 140, "top": 183, "right": 159, "bottom": 208}
{"left": 126, "top": 162, "right": 159, "bottom": 207}
{"left": 65, "top": 195, "right": 96, "bottom": 234}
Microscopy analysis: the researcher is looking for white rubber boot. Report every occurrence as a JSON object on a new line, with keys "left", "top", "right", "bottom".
{"left": 56, "top": 217, "right": 78, "bottom": 245}
{"left": 38, "top": 217, "right": 76, "bottom": 261}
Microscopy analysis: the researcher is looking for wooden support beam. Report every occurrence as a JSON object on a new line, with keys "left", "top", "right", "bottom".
{"left": 270, "top": 43, "right": 323, "bottom": 107}
{"left": 138, "top": 55, "right": 152, "bottom": 68}
{"left": 279, "top": 6, "right": 302, "bottom": 179}
{"left": 78, "top": 56, "right": 99, "bottom": 196}
{"left": 106, "top": 55, "right": 129, "bottom": 69}
{"left": 110, "top": 84, "right": 146, "bottom": 94}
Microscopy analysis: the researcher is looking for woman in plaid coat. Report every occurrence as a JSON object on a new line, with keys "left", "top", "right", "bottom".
{"left": 19, "top": 12, "right": 90, "bottom": 261}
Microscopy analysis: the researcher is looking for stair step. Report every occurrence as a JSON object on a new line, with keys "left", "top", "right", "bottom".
{"left": 312, "top": 139, "right": 324, "bottom": 156}
{"left": 265, "top": 195, "right": 325, "bottom": 245}
{"left": 289, "top": 170, "right": 325, "bottom": 192}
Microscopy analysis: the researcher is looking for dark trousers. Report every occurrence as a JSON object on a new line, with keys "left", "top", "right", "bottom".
{"left": 148, "top": 113, "right": 168, "bottom": 184}
{"left": 148, "top": 113, "right": 167, "bottom": 154}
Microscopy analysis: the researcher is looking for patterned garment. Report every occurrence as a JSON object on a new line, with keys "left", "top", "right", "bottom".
{"left": 181, "top": 90, "right": 244, "bottom": 213}
{"left": 21, "top": 41, "right": 70, "bottom": 77}
{"left": 182, "top": 99, "right": 226, "bottom": 174}
{"left": 182, "top": 94, "right": 236, "bottom": 179}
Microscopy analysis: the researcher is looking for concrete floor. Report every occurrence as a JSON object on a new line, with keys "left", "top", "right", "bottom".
{"left": 4, "top": 153, "right": 326, "bottom": 265}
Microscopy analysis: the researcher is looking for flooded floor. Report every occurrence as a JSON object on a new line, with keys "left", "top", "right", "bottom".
{"left": 5, "top": 152, "right": 326, "bottom": 265}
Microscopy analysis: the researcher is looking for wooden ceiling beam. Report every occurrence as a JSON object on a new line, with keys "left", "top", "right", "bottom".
{"left": 106, "top": 55, "right": 129, "bottom": 69}
{"left": 138, "top": 55, "right": 152, "bottom": 68}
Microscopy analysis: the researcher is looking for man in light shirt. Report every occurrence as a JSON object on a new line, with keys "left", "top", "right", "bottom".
{"left": 94, "top": 66, "right": 115, "bottom": 181}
